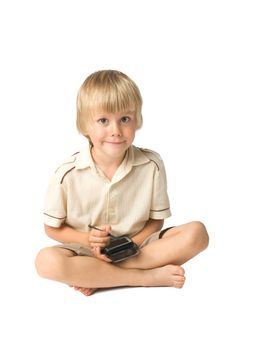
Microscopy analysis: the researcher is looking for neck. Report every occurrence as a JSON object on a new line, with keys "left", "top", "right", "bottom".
{"left": 90, "top": 147, "right": 127, "bottom": 180}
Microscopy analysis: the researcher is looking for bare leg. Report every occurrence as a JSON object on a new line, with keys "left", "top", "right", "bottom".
{"left": 35, "top": 247, "right": 185, "bottom": 289}
{"left": 120, "top": 221, "right": 209, "bottom": 269}
{"left": 75, "top": 221, "right": 208, "bottom": 295}
{"left": 35, "top": 221, "right": 208, "bottom": 294}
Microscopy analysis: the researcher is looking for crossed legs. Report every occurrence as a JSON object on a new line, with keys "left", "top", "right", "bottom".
{"left": 35, "top": 221, "right": 209, "bottom": 294}
{"left": 120, "top": 221, "right": 209, "bottom": 269}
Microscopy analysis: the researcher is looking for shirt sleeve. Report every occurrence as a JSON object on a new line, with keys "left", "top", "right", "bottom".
{"left": 149, "top": 158, "right": 171, "bottom": 220}
{"left": 43, "top": 173, "right": 67, "bottom": 227}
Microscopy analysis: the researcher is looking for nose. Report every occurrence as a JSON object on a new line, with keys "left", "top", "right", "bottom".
{"left": 110, "top": 121, "right": 122, "bottom": 137}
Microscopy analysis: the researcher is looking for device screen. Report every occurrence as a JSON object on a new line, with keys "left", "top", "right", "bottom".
{"left": 109, "top": 237, "right": 130, "bottom": 248}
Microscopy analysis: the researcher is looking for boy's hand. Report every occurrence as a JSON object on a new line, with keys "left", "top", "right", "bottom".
{"left": 89, "top": 224, "right": 111, "bottom": 247}
{"left": 91, "top": 246, "right": 112, "bottom": 263}
{"left": 89, "top": 225, "right": 112, "bottom": 262}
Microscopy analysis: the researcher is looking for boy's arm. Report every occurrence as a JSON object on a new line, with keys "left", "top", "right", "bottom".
{"left": 131, "top": 219, "right": 164, "bottom": 246}
{"left": 44, "top": 224, "right": 111, "bottom": 249}
{"left": 45, "top": 219, "right": 164, "bottom": 248}
{"left": 44, "top": 224, "right": 90, "bottom": 246}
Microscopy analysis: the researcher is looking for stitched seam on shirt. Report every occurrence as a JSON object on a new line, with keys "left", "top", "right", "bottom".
{"left": 150, "top": 208, "right": 170, "bottom": 212}
{"left": 44, "top": 212, "right": 67, "bottom": 220}
{"left": 60, "top": 166, "right": 76, "bottom": 184}
{"left": 149, "top": 159, "right": 160, "bottom": 171}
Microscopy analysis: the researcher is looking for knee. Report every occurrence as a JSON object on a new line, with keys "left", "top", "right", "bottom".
{"left": 188, "top": 221, "right": 209, "bottom": 252}
{"left": 35, "top": 247, "right": 65, "bottom": 280}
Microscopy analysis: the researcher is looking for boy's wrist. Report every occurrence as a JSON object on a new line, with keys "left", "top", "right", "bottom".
{"left": 131, "top": 235, "right": 142, "bottom": 246}
{"left": 81, "top": 231, "right": 91, "bottom": 247}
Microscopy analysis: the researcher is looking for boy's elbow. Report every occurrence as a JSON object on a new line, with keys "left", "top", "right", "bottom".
{"left": 158, "top": 219, "right": 164, "bottom": 230}
{"left": 151, "top": 218, "right": 164, "bottom": 231}
{"left": 44, "top": 224, "right": 58, "bottom": 237}
{"left": 44, "top": 224, "right": 51, "bottom": 235}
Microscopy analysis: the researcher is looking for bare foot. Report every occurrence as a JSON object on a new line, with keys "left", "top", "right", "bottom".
{"left": 146, "top": 265, "right": 185, "bottom": 288}
{"left": 68, "top": 265, "right": 185, "bottom": 294}
{"left": 75, "top": 286, "right": 97, "bottom": 296}
{"left": 69, "top": 285, "right": 97, "bottom": 296}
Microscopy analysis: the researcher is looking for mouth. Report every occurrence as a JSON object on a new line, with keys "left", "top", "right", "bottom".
{"left": 104, "top": 141, "right": 126, "bottom": 145}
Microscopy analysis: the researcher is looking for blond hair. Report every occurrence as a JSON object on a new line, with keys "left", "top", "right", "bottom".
{"left": 76, "top": 70, "right": 143, "bottom": 135}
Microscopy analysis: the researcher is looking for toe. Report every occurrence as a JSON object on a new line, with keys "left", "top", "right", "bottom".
{"left": 177, "top": 266, "right": 185, "bottom": 276}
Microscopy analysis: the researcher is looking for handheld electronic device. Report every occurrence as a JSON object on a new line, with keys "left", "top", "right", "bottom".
{"left": 89, "top": 225, "right": 139, "bottom": 262}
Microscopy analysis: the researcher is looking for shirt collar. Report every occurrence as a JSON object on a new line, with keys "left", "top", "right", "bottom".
{"left": 75, "top": 146, "right": 95, "bottom": 170}
{"left": 129, "top": 146, "right": 151, "bottom": 166}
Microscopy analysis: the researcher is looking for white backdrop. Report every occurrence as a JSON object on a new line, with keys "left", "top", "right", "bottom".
{"left": 0, "top": 1, "right": 255, "bottom": 349}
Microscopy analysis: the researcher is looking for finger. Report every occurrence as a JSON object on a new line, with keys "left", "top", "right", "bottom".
{"left": 100, "top": 255, "right": 112, "bottom": 263}
{"left": 91, "top": 246, "right": 101, "bottom": 258}
{"left": 89, "top": 232, "right": 110, "bottom": 243}
{"left": 97, "top": 251, "right": 112, "bottom": 262}
{"left": 90, "top": 234, "right": 110, "bottom": 242}
{"left": 92, "top": 230, "right": 109, "bottom": 237}
{"left": 91, "top": 247, "right": 112, "bottom": 262}
{"left": 100, "top": 224, "right": 112, "bottom": 234}
{"left": 89, "top": 235, "right": 111, "bottom": 246}
{"left": 92, "top": 246, "right": 102, "bottom": 258}
{"left": 90, "top": 241, "right": 109, "bottom": 248}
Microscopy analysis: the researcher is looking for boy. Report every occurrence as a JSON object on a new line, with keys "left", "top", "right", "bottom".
{"left": 35, "top": 70, "right": 209, "bottom": 296}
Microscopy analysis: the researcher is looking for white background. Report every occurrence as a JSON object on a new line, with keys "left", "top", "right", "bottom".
{"left": 0, "top": 0, "right": 255, "bottom": 349}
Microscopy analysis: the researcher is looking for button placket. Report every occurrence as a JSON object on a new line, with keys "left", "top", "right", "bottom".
{"left": 105, "top": 182, "right": 111, "bottom": 223}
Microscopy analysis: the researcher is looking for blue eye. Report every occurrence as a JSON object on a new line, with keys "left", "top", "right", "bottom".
{"left": 120, "top": 116, "right": 130, "bottom": 124}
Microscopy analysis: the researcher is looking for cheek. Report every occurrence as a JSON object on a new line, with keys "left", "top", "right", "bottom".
{"left": 131, "top": 132, "right": 136, "bottom": 142}
{"left": 127, "top": 125, "right": 136, "bottom": 137}
{"left": 125, "top": 130, "right": 136, "bottom": 144}
{"left": 87, "top": 127, "right": 105, "bottom": 142}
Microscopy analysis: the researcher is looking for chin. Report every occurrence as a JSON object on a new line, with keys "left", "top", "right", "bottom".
{"left": 105, "top": 144, "right": 128, "bottom": 156}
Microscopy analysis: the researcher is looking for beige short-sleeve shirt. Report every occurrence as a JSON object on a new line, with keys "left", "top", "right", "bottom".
{"left": 44, "top": 145, "right": 171, "bottom": 237}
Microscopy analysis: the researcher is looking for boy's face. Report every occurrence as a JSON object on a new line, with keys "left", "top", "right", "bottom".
{"left": 86, "top": 111, "right": 136, "bottom": 161}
